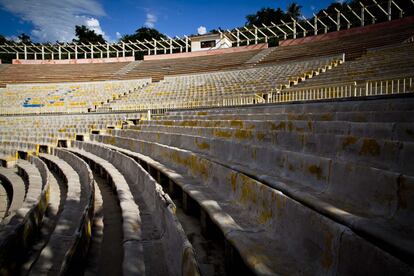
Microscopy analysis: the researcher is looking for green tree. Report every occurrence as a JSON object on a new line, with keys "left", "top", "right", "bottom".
{"left": 73, "top": 25, "right": 106, "bottom": 44}
{"left": 18, "top": 33, "right": 31, "bottom": 44}
{"left": 121, "top": 27, "right": 166, "bottom": 42}
{"left": 286, "top": 2, "right": 302, "bottom": 20}
{"left": 245, "top": 7, "right": 286, "bottom": 26}
{"left": 0, "top": 35, "right": 7, "bottom": 44}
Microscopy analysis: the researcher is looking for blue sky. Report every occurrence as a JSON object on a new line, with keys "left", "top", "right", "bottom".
{"left": 0, "top": 0, "right": 335, "bottom": 43}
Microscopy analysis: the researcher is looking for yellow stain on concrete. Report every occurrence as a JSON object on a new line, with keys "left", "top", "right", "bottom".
{"left": 106, "top": 136, "right": 116, "bottom": 146}
{"left": 359, "top": 138, "right": 380, "bottom": 156}
{"left": 214, "top": 130, "right": 232, "bottom": 138}
{"left": 342, "top": 136, "right": 358, "bottom": 149}
{"left": 234, "top": 129, "right": 252, "bottom": 140}
{"left": 162, "top": 121, "right": 174, "bottom": 126}
{"left": 307, "top": 121, "right": 313, "bottom": 131}
{"left": 271, "top": 122, "right": 286, "bottom": 131}
{"left": 239, "top": 174, "right": 258, "bottom": 205}
{"left": 308, "top": 165, "right": 324, "bottom": 180}
{"left": 180, "top": 121, "right": 198, "bottom": 127}
{"left": 230, "top": 120, "right": 243, "bottom": 128}
{"left": 196, "top": 140, "right": 210, "bottom": 150}
{"left": 189, "top": 156, "right": 209, "bottom": 180}
{"left": 321, "top": 231, "right": 334, "bottom": 269}
{"left": 320, "top": 113, "right": 334, "bottom": 121}
{"left": 256, "top": 132, "right": 266, "bottom": 141}
{"left": 275, "top": 194, "right": 286, "bottom": 210}
{"left": 251, "top": 148, "right": 257, "bottom": 160}
{"left": 230, "top": 172, "right": 237, "bottom": 192}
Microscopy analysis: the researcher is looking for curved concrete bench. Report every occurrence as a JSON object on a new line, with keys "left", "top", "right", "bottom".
{"left": 158, "top": 109, "right": 414, "bottom": 123}
{"left": 65, "top": 147, "right": 143, "bottom": 276}
{"left": 113, "top": 124, "right": 414, "bottom": 264}
{"left": 0, "top": 167, "right": 25, "bottom": 218}
{"left": 0, "top": 184, "right": 7, "bottom": 220}
{"left": 90, "top": 134, "right": 413, "bottom": 275}
{"left": 133, "top": 118, "right": 414, "bottom": 142}
{"left": 31, "top": 150, "right": 93, "bottom": 275}
{"left": 71, "top": 141, "right": 200, "bottom": 275}
{"left": 115, "top": 126, "right": 411, "bottom": 175}
{"left": 0, "top": 156, "right": 50, "bottom": 274}
{"left": 166, "top": 96, "right": 414, "bottom": 116}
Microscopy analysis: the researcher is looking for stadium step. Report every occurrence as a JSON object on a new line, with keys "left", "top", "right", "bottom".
{"left": 83, "top": 172, "right": 123, "bottom": 276}
{"left": 69, "top": 142, "right": 201, "bottom": 275}
{"left": 87, "top": 134, "right": 413, "bottom": 275}
{"left": 0, "top": 156, "right": 51, "bottom": 274}
{"left": 244, "top": 47, "right": 277, "bottom": 65}
{"left": 67, "top": 147, "right": 144, "bottom": 275}
{"left": 28, "top": 150, "right": 94, "bottom": 275}
{"left": 113, "top": 60, "right": 143, "bottom": 77}
{"left": 20, "top": 168, "right": 66, "bottom": 274}
{"left": 0, "top": 184, "right": 7, "bottom": 220}
{"left": 0, "top": 167, "right": 25, "bottom": 219}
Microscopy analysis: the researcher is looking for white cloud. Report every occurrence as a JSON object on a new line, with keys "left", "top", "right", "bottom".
{"left": 116, "top": 31, "right": 122, "bottom": 39}
{"left": 310, "top": 5, "right": 316, "bottom": 11}
{"left": 0, "top": 0, "right": 107, "bottom": 42}
{"left": 144, "top": 13, "right": 157, "bottom": 28}
{"left": 197, "top": 26, "right": 207, "bottom": 35}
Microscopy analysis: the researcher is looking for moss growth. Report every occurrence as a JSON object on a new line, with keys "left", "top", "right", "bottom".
{"left": 359, "top": 138, "right": 380, "bottom": 156}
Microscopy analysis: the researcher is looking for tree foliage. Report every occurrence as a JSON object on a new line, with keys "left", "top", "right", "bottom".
{"left": 121, "top": 27, "right": 166, "bottom": 42}
{"left": 18, "top": 33, "right": 32, "bottom": 44}
{"left": 245, "top": 2, "right": 302, "bottom": 26}
{"left": 0, "top": 35, "right": 7, "bottom": 45}
{"left": 286, "top": 2, "right": 302, "bottom": 20}
{"left": 73, "top": 25, "right": 106, "bottom": 44}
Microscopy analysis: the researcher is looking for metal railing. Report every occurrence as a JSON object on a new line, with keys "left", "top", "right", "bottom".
{"left": 269, "top": 76, "right": 413, "bottom": 103}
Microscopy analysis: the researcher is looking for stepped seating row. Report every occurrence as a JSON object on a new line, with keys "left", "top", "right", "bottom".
{"left": 0, "top": 167, "right": 25, "bottom": 220}
{"left": 0, "top": 79, "right": 150, "bottom": 115}
{"left": 262, "top": 16, "right": 414, "bottom": 63}
{"left": 121, "top": 49, "right": 262, "bottom": 82}
{"left": 0, "top": 143, "right": 199, "bottom": 274}
{"left": 283, "top": 42, "right": 414, "bottom": 95}
{"left": 84, "top": 95, "right": 414, "bottom": 274}
{"left": 0, "top": 112, "right": 143, "bottom": 141}
{"left": 0, "top": 156, "right": 50, "bottom": 272}
{"left": 108, "top": 55, "right": 343, "bottom": 111}
{"left": 0, "top": 17, "right": 412, "bottom": 88}
{"left": 69, "top": 141, "right": 199, "bottom": 275}
{"left": 0, "top": 62, "right": 129, "bottom": 85}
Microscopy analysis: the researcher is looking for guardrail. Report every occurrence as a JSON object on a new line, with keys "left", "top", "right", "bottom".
{"left": 270, "top": 76, "right": 413, "bottom": 103}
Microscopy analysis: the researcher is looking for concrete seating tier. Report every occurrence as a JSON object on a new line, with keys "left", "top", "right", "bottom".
{"left": 107, "top": 55, "right": 343, "bottom": 111}
{"left": 70, "top": 141, "right": 200, "bottom": 275}
{"left": 121, "top": 49, "right": 262, "bottom": 82}
{"left": 260, "top": 17, "right": 414, "bottom": 64}
{"left": 0, "top": 184, "right": 6, "bottom": 220}
{"left": 282, "top": 42, "right": 414, "bottom": 95}
{"left": 0, "top": 62, "right": 129, "bottom": 84}
{"left": 0, "top": 79, "right": 150, "bottom": 115}
{"left": 0, "top": 157, "right": 50, "bottom": 273}
{"left": 28, "top": 149, "right": 94, "bottom": 275}
{"left": 0, "top": 167, "right": 25, "bottom": 219}
{"left": 88, "top": 131, "right": 413, "bottom": 275}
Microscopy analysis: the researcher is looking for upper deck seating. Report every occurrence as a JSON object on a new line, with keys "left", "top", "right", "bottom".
{"left": 0, "top": 79, "right": 150, "bottom": 114}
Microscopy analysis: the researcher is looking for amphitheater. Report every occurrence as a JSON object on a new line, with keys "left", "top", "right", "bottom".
{"left": 0, "top": 4, "right": 413, "bottom": 276}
